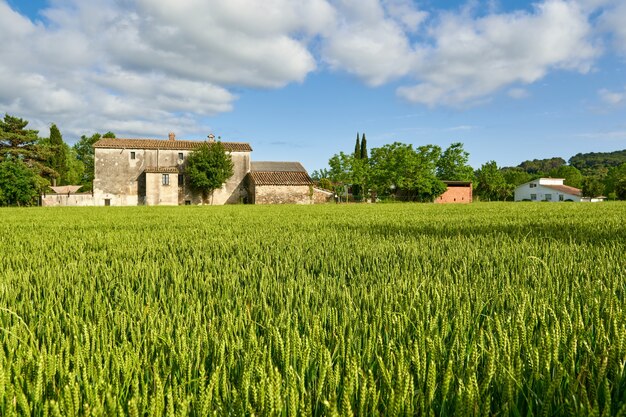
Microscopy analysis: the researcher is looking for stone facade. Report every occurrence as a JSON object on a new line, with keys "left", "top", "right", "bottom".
{"left": 93, "top": 137, "right": 251, "bottom": 206}
{"left": 41, "top": 193, "right": 95, "bottom": 207}
{"left": 251, "top": 185, "right": 333, "bottom": 204}
{"left": 435, "top": 181, "right": 473, "bottom": 204}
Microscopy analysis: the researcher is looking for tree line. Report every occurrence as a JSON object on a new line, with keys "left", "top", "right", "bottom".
{"left": 0, "top": 114, "right": 114, "bottom": 206}
{"left": 312, "top": 134, "right": 474, "bottom": 202}
{"left": 313, "top": 134, "right": 626, "bottom": 201}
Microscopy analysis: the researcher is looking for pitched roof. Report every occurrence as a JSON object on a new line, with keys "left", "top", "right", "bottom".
{"left": 145, "top": 166, "right": 180, "bottom": 174}
{"left": 542, "top": 184, "right": 582, "bottom": 196}
{"left": 94, "top": 138, "right": 252, "bottom": 152}
{"left": 251, "top": 161, "right": 306, "bottom": 172}
{"left": 248, "top": 171, "right": 313, "bottom": 186}
{"left": 50, "top": 185, "right": 82, "bottom": 194}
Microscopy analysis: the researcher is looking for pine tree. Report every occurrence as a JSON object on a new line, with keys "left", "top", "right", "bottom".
{"left": 354, "top": 133, "right": 361, "bottom": 159}
{"left": 360, "top": 133, "right": 367, "bottom": 160}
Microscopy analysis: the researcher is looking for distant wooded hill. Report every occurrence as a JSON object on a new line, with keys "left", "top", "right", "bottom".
{"left": 568, "top": 149, "right": 626, "bottom": 171}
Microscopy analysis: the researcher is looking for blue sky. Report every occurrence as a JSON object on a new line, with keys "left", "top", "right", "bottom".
{"left": 1, "top": 0, "right": 626, "bottom": 172}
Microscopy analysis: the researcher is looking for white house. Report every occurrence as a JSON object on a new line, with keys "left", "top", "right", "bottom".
{"left": 514, "top": 178, "right": 582, "bottom": 202}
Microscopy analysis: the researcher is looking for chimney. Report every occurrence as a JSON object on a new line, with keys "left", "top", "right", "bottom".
{"left": 168, "top": 132, "right": 176, "bottom": 141}
{"left": 208, "top": 133, "right": 216, "bottom": 143}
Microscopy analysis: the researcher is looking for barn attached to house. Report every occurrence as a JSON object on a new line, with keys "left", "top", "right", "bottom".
{"left": 435, "top": 181, "right": 473, "bottom": 204}
{"left": 247, "top": 161, "right": 333, "bottom": 204}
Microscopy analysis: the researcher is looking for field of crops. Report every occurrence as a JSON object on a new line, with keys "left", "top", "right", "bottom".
{"left": 1, "top": 203, "right": 625, "bottom": 416}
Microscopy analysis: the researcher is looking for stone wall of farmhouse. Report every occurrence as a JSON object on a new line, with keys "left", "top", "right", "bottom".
{"left": 93, "top": 147, "right": 250, "bottom": 206}
{"left": 254, "top": 185, "right": 333, "bottom": 204}
{"left": 41, "top": 194, "right": 95, "bottom": 207}
{"left": 145, "top": 172, "right": 179, "bottom": 206}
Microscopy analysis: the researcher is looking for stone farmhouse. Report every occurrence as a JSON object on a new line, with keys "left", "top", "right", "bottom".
{"left": 42, "top": 133, "right": 333, "bottom": 206}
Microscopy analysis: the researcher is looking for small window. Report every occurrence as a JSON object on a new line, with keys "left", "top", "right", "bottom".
{"left": 529, "top": 183, "right": 536, "bottom": 188}
{"left": 185, "top": 200, "right": 191, "bottom": 205}
{"left": 178, "top": 174, "right": 184, "bottom": 186}
{"left": 178, "top": 152, "right": 184, "bottom": 161}
{"left": 545, "top": 194, "right": 552, "bottom": 201}
{"left": 530, "top": 193, "right": 537, "bottom": 201}
{"left": 104, "top": 198, "right": 111, "bottom": 206}
{"left": 162, "top": 174, "right": 170, "bottom": 186}
{"left": 130, "top": 151, "right": 136, "bottom": 160}
{"left": 559, "top": 194, "right": 564, "bottom": 201}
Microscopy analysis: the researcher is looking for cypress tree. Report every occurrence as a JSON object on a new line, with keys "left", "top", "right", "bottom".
{"left": 48, "top": 124, "right": 68, "bottom": 184}
{"left": 354, "top": 133, "right": 361, "bottom": 159}
{"left": 360, "top": 133, "right": 367, "bottom": 160}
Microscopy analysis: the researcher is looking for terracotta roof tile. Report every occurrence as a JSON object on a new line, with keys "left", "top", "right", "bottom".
{"left": 94, "top": 138, "right": 252, "bottom": 152}
{"left": 249, "top": 171, "right": 313, "bottom": 186}
{"left": 251, "top": 161, "right": 306, "bottom": 172}
{"left": 543, "top": 184, "right": 582, "bottom": 196}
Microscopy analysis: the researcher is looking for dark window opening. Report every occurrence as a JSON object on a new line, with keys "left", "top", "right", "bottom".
{"left": 178, "top": 152, "right": 184, "bottom": 160}
{"left": 185, "top": 200, "right": 191, "bottom": 205}
{"left": 162, "top": 174, "right": 170, "bottom": 186}
{"left": 130, "top": 151, "right": 136, "bottom": 160}
{"left": 178, "top": 174, "right": 184, "bottom": 186}
{"left": 104, "top": 199, "right": 111, "bottom": 206}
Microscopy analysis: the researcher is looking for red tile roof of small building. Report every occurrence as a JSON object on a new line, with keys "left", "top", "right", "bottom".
{"left": 94, "top": 138, "right": 252, "bottom": 152}
{"left": 542, "top": 184, "right": 582, "bottom": 196}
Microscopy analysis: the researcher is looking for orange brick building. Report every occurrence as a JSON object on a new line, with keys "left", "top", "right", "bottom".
{"left": 435, "top": 181, "right": 473, "bottom": 204}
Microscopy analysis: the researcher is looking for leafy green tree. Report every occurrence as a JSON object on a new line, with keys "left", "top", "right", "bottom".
{"left": 569, "top": 149, "right": 626, "bottom": 171}
{"left": 0, "top": 158, "right": 41, "bottom": 206}
{"left": 582, "top": 176, "right": 605, "bottom": 198}
{"left": 369, "top": 142, "right": 444, "bottom": 202}
{"left": 360, "top": 133, "right": 368, "bottom": 160}
{"left": 436, "top": 142, "right": 474, "bottom": 181}
{"left": 186, "top": 142, "right": 234, "bottom": 204}
{"left": 501, "top": 167, "right": 534, "bottom": 187}
{"left": 475, "top": 161, "right": 510, "bottom": 201}
{"left": 547, "top": 165, "right": 583, "bottom": 189}
{"left": 605, "top": 163, "right": 626, "bottom": 200}
{"left": 73, "top": 131, "right": 115, "bottom": 191}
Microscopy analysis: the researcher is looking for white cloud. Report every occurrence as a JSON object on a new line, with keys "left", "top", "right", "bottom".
{"left": 598, "top": 88, "right": 625, "bottom": 105}
{"left": 398, "top": 0, "right": 599, "bottom": 106}
{"left": 508, "top": 88, "right": 530, "bottom": 99}
{"left": 0, "top": 0, "right": 623, "bottom": 139}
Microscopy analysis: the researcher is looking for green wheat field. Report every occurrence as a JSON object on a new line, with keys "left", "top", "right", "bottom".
{"left": 1, "top": 203, "right": 625, "bottom": 416}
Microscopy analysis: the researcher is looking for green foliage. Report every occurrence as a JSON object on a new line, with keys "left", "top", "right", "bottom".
{"left": 0, "top": 158, "right": 41, "bottom": 206}
{"left": 369, "top": 142, "right": 445, "bottom": 201}
{"left": 1, "top": 203, "right": 626, "bottom": 416}
{"left": 582, "top": 176, "right": 605, "bottom": 198}
{"left": 186, "top": 142, "right": 234, "bottom": 204}
{"left": 475, "top": 161, "right": 511, "bottom": 201}
{"left": 354, "top": 133, "right": 361, "bottom": 159}
{"left": 547, "top": 165, "right": 583, "bottom": 189}
{"left": 73, "top": 131, "right": 115, "bottom": 191}
{"left": 569, "top": 149, "right": 626, "bottom": 171}
{"left": 500, "top": 167, "right": 534, "bottom": 187}
{"left": 436, "top": 142, "right": 473, "bottom": 181}
{"left": 0, "top": 114, "right": 52, "bottom": 179}
{"left": 518, "top": 157, "right": 566, "bottom": 174}
{"left": 360, "top": 133, "right": 367, "bottom": 160}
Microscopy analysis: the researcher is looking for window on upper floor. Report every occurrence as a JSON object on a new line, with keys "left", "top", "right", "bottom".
{"left": 130, "top": 151, "right": 136, "bottom": 160}
{"left": 529, "top": 183, "right": 537, "bottom": 188}
{"left": 178, "top": 152, "right": 184, "bottom": 161}
{"left": 178, "top": 174, "right": 184, "bottom": 186}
